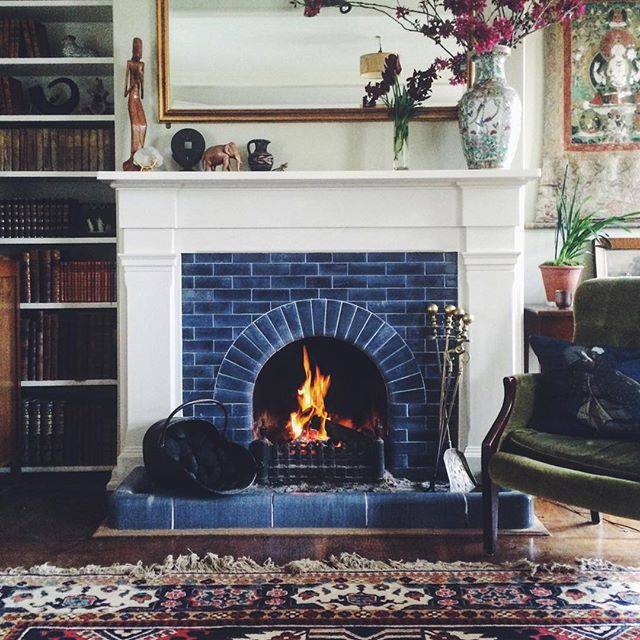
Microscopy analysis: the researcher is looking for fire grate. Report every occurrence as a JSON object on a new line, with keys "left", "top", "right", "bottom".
{"left": 250, "top": 431, "right": 385, "bottom": 486}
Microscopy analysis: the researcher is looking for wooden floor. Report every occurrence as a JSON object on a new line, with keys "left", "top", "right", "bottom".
{"left": 1, "top": 472, "right": 640, "bottom": 568}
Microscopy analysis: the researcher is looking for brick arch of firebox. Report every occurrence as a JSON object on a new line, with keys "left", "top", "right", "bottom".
{"left": 212, "top": 299, "right": 427, "bottom": 465}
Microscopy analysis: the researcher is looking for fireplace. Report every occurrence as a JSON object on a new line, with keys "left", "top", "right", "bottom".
{"left": 250, "top": 336, "right": 387, "bottom": 485}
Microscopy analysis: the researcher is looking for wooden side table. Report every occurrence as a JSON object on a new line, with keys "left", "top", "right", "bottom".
{"left": 524, "top": 305, "right": 575, "bottom": 373}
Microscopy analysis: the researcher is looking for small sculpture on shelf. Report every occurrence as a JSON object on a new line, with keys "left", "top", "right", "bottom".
{"left": 123, "top": 37, "right": 147, "bottom": 172}
{"left": 171, "top": 128, "right": 206, "bottom": 171}
{"left": 85, "top": 78, "right": 113, "bottom": 115}
{"left": 202, "top": 143, "right": 243, "bottom": 171}
{"left": 247, "top": 139, "right": 273, "bottom": 172}
{"left": 29, "top": 77, "right": 80, "bottom": 115}
{"left": 133, "top": 146, "right": 163, "bottom": 171}
{"left": 427, "top": 303, "right": 476, "bottom": 493}
{"left": 61, "top": 35, "right": 97, "bottom": 58}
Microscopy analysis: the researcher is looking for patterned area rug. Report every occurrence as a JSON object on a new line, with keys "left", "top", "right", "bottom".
{"left": 1, "top": 554, "right": 640, "bottom": 640}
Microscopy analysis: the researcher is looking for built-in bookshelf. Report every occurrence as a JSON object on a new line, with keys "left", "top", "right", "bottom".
{"left": 0, "top": 0, "right": 116, "bottom": 474}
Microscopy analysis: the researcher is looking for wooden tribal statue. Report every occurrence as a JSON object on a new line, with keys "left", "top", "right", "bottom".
{"left": 123, "top": 37, "right": 147, "bottom": 171}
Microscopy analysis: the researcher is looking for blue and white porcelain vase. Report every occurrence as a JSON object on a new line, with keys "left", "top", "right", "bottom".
{"left": 458, "top": 45, "right": 521, "bottom": 169}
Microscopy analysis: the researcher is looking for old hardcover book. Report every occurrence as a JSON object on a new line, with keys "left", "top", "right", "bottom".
{"left": 20, "top": 317, "right": 29, "bottom": 380}
{"left": 21, "top": 400, "right": 30, "bottom": 464}
{"left": 81, "top": 129, "right": 89, "bottom": 171}
{"left": 73, "top": 128, "right": 82, "bottom": 170}
{"left": 35, "top": 311, "right": 44, "bottom": 380}
{"left": 41, "top": 401, "right": 53, "bottom": 465}
{"left": 50, "top": 128, "right": 58, "bottom": 170}
{"left": 40, "top": 249, "right": 51, "bottom": 302}
{"left": 52, "top": 400, "right": 64, "bottom": 465}
{"left": 21, "top": 251, "right": 30, "bottom": 302}
{"left": 29, "top": 248, "right": 39, "bottom": 302}
{"left": 51, "top": 249, "right": 61, "bottom": 302}
{"left": 29, "top": 399, "right": 41, "bottom": 465}
{"left": 35, "top": 128, "right": 44, "bottom": 171}
{"left": 50, "top": 313, "right": 58, "bottom": 379}
{"left": 42, "top": 127, "right": 51, "bottom": 171}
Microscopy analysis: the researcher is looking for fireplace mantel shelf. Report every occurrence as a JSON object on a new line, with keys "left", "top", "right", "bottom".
{"left": 98, "top": 169, "right": 540, "bottom": 189}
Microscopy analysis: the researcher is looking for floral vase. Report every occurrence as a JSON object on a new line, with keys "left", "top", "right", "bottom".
{"left": 458, "top": 45, "right": 521, "bottom": 169}
{"left": 393, "top": 120, "right": 409, "bottom": 171}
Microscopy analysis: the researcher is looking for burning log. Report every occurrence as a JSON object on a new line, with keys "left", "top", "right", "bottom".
{"left": 309, "top": 415, "right": 375, "bottom": 446}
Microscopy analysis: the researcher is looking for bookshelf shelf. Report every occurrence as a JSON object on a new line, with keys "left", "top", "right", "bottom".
{"left": 21, "top": 379, "right": 117, "bottom": 387}
{"left": 0, "top": 237, "right": 115, "bottom": 244}
{"left": 0, "top": 172, "right": 102, "bottom": 178}
{"left": 0, "top": 1, "right": 113, "bottom": 23}
{"left": 0, "top": 57, "right": 114, "bottom": 76}
{"left": 0, "top": 115, "right": 115, "bottom": 123}
{"left": 20, "top": 302, "right": 117, "bottom": 309}
{"left": 21, "top": 465, "right": 114, "bottom": 472}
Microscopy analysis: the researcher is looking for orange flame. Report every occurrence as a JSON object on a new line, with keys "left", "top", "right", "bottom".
{"left": 288, "top": 345, "right": 331, "bottom": 442}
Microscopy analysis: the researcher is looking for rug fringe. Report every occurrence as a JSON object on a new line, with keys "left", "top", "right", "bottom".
{"left": 2, "top": 553, "right": 637, "bottom": 580}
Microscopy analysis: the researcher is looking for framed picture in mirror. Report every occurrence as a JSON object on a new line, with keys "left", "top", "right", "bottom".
{"left": 594, "top": 237, "right": 640, "bottom": 277}
{"left": 157, "top": 0, "right": 465, "bottom": 122}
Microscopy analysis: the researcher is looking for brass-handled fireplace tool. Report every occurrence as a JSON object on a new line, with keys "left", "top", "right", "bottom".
{"left": 427, "top": 303, "right": 477, "bottom": 492}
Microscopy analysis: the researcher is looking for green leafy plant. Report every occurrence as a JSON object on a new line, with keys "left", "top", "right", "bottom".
{"left": 549, "top": 167, "right": 640, "bottom": 266}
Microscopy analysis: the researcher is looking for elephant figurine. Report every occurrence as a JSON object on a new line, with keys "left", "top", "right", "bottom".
{"left": 202, "top": 142, "right": 242, "bottom": 171}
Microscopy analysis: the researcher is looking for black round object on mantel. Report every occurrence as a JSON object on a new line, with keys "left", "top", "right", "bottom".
{"left": 143, "top": 398, "right": 257, "bottom": 495}
{"left": 171, "top": 128, "right": 206, "bottom": 171}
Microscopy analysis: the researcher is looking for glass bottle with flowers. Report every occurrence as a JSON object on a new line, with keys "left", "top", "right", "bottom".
{"left": 363, "top": 53, "right": 437, "bottom": 170}
{"left": 293, "top": 0, "right": 586, "bottom": 169}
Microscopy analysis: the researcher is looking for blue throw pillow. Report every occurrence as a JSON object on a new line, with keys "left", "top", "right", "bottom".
{"left": 530, "top": 335, "right": 640, "bottom": 438}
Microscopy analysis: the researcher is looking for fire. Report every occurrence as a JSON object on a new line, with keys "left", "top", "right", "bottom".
{"left": 288, "top": 345, "right": 331, "bottom": 442}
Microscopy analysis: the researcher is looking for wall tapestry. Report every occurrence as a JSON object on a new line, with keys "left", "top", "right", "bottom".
{"left": 536, "top": 2, "right": 640, "bottom": 223}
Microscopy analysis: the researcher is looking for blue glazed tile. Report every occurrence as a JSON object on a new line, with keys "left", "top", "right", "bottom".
{"left": 194, "top": 302, "right": 232, "bottom": 315}
{"left": 195, "top": 353, "right": 224, "bottom": 366}
{"left": 215, "top": 386, "right": 251, "bottom": 403}
{"left": 182, "top": 303, "right": 194, "bottom": 314}
{"left": 306, "top": 252, "right": 332, "bottom": 262}
{"left": 218, "top": 360, "right": 255, "bottom": 383}
{"left": 233, "top": 276, "right": 271, "bottom": 288}
{"left": 349, "top": 288, "right": 386, "bottom": 302}
{"left": 217, "top": 374, "right": 252, "bottom": 393}
{"left": 268, "top": 306, "right": 294, "bottom": 343}
{"left": 195, "top": 253, "right": 232, "bottom": 263}
{"left": 366, "top": 275, "right": 406, "bottom": 288}
{"left": 349, "top": 263, "right": 386, "bottom": 275}
{"left": 244, "top": 324, "right": 273, "bottom": 354}
{"left": 272, "top": 253, "right": 306, "bottom": 263}
{"left": 386, "top": 313, "right": 424, "bottom": 327}
{"left": 255, "top": 315, "right": 284, "bottom": 350}
{"left": 445, "top": 275, "right": 458, "bottom": 288}
{"left": 184, "top": 365, "right": 214, "bottom": 378}
{"left": 345, "top": 306, "right": 371, "bottom": 342}
{"left": 311, "top": 298, "right": 327, "bottom": 335}
{"left": 194, "top": 378, "right": 216, "bottom": 391}
{"left": 253, "top": 263, "right": 290, "bottom": 276}
{"left": 289, "top": 289, "right": 320, "bottom": 301}
{"left": 374, "top": 334, "right": 404, "bottom": 361}
{"left": 366, "top": 301, "right": 406, "bottom": 314}
{"left": 390, "top": 403, "right": 409, "bottom": 417}
{"left": 355, "top": 315, "right": 383, "bottom": 348}
{"left": 445, "top": 252, "right": 457, "bottom": 262}
{"left": 182, "top": 254, "right": 195, "bottom": 264}
{"left": 387, "top": 263, "right": 425, "bottom": 275}
{"left": 290, "top": 263, "right": 319, "bottom": 276}
{"left": 333, "top": 252, "right": 366, "bottom": 262}
{"left": 282, "top": 303, "right": 303, "bottom": 340}
{"left": 324, "top": 300, "right": 342, "bottom": 336}
{"left": 406, "top": 275, "right": 444, "bottom": 287}
{"left": 233, "top": 334, "right": 265, "bottom": 362}
{"left": 367, "top": 252, "right": 406, "bottom": 262}
{"left": 407, "top": 252, "right": 445, "bottom": 262}
{"left": 233, "top": 302, "right": 271, "bottom": 315}
{"left": 465, "top": 491, "right": 534, "bottom": 530}
{"left": 214, "top": 340, "right": 233, "bottom": 353}
{"left": 183, "top": 315, "right": 213, "bottom": 328}
{"left": 335, "top": 303, "right": 357, "bottom": 340}
{"left": 214, "top": 289, "right": 252, "bottom": 301}
{"left": 213, "top": 314, "right": 253, "bottom": 327}
{"left": 366, "top": 492, "right": 467, "bottom": 528}
{"left": 388, "top": 373, "right": 424, "bottom": 394}
{"left": 184, "top": 340, "right": 213, "bottom": 353}
{"left": 182, "top": 328, "right": 194, "bottom": 340}
{"left": 388, "top": 288, "right": 426, "bottom": 301}
{"left": 194, "top": 276, "right": 233, "bottom": 289}
{"left": 296, "top": 299, "right": 314, "bottom": 336}
{"left": 271, "top": 276, "right": 306, "bottom": 288}
{"left": 253, "top": 289, "right": 290, "bottom": 302}
{"left": 319, "top": 263, "right": 347, "bottom": 275}
{"left": 183, "top": 263, "right": 214, "bottom": 276}
{"left": 230, "top": 403, "right": 252, "bottom": 416}
{"left": 384, "top": 361, "right": 417, "bottom": 382}
{"left": 318, "top": 288, "right": 349, "bottom": 301}
{"left": 273, "top": 493, "right": 366, "bottom": 528}
{"left": 390, "top": 429, "right": 408, "bottom": 442}
{"left": 306, "top": 276, "right": 332, "bottom": 289}
{"left": 182, "top": 277, "right": 194, "bottom": 289}
{"left": 194, "top": 328, "right": 233, "bottom": 340}
{"left": 183, "top": 289, "right": 215, "bottom": 302}
{"left": 173, "top": 492, "right": 273, "bottom": 529}
{"left": 227, "top": 345, "right": 261, "bottom": 374}
{"left": 233, "top": 253, "right": 270, "bottom": 263}
{"left": 215, "top": 263, "right": 251, "bottom": 276}
{"left": 393, "top": 388, "right": 427, "bottom": 403}
{"left": 183, "top": 353, "right": 195, "bottom": 365}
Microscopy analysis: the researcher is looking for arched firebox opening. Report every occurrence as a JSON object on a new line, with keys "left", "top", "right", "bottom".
{"left": 253, "top": 336, "right": 388, "bottom": 445}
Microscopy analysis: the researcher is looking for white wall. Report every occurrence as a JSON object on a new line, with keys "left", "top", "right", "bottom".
{"left": 113, "top": 0, "right": 551, "bottom": 303}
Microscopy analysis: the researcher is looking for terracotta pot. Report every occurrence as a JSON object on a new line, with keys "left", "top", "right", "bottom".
{"left": 539, "top": 264, "right": 584, "bottom": 305}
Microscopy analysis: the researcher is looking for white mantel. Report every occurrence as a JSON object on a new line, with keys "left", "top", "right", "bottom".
{"left": 99, "top": 169, "right": 539, "bottom": 486}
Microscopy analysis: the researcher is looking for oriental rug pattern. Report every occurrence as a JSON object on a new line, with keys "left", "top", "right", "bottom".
{"left": 1, "top": 555, "right": 639, "bottom": 640}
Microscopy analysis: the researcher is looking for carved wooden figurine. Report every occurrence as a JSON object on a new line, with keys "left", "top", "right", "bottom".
{"left": 123, "top": 37, "right": 147, "bottom": 171}
{"left": 202, "top": 143, "right": 242, "bottom": 171}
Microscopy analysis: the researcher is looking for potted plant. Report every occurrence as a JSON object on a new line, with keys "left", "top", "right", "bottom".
{"left": 540, "top": 169, "right": 640, "bottom": 304}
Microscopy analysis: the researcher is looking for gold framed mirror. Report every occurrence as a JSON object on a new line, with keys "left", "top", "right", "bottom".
{"left": 157, "top": 0, "right": 463, "bottom": 123}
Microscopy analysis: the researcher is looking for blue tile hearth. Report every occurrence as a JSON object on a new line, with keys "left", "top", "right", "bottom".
{"left": 181, "top": 252, "right": 458, "bottom": 481}
{"left": 108, "top": 468, "right": 535, "bottom": 531}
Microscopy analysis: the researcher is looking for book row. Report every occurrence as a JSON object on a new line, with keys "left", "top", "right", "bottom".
{"left": 21, "top": 398, "right": 116, "bottom": 467}
{"left": 21, "top": 250, "right": 116, "bottom": 302}
{"left": 21, "top": 311, "right": 116, "bottom": 381}
{"left": 0, "top": 19, "right": 50, "bottom": 58}
{"left": 0, "top": 127, "right": 115, "bottom": 172}
{"left": 0, "top": 76, "right": 26, "bottom": 115}
{"left": 0, "top": 198, "right": 77, "bottom": 238}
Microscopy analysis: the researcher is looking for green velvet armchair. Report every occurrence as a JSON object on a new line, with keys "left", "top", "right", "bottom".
{"left": 482, "top": 277, "right": 640, "bottom": 554}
